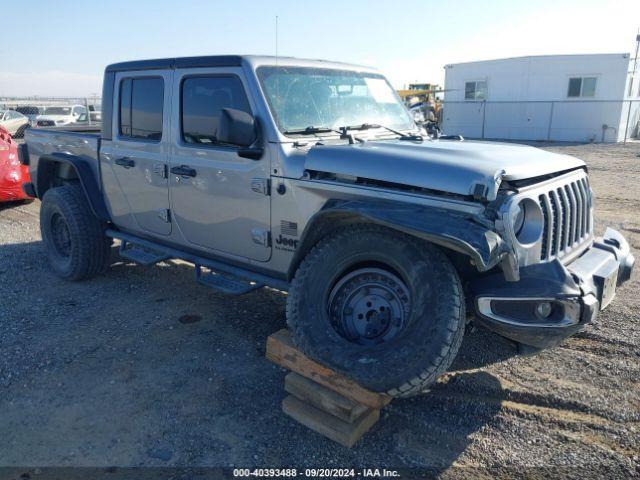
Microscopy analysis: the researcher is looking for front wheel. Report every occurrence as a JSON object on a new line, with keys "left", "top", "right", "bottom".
{"left": 286, "top": 225, "right": 465, "bottom": 398}
{"left": 40, "top": 183, "right": 111, "bottom": 280}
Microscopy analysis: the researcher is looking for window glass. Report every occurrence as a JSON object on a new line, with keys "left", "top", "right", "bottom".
{"left": 475, "top": 81, "right": 487, "bottom": 100}
{"left": 567, "top": 77, "right": 597, "bottom": 98}
{"left": 581, "top": 77, "right": 597, "bottom": 97}
{"left": 181, "top": 76, "right": 251, "bottom": 145}
{"left": 465, "top": 81, "right": 487, "bottom": 100}
{"left": 131, "top": 78, "right": 164, "bottom": 140}
{"left": 257, "top": 66, "right": 414, "bottom": 132}
{"left": 119, "top": 77, "right": 164, "bottom": 141}
{"left": 567, "top": 78, "right": 582, "bottom": 97}
{"left": 464, "top": 81, "right": 476, "bottom": 100}
{"left": 568, "top": 77, "right": 582, "bottom": 97}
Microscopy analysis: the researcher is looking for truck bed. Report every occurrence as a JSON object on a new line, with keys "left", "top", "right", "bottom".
{"left": 34, "top": 124, "right": 101, "bottom": 134}
{"left": 25, "top": 127, "right": 102, "bottom": 192}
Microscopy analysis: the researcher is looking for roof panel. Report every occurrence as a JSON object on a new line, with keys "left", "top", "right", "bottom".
{"left": 105, "top": 55, "right": 244, "bottom": 72}
{"left": 105, "top": 55, "right": 378, "bottom": 74}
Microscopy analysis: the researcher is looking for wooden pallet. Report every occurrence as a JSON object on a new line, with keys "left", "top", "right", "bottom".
{"left": 266, "top": 329, "right": 391, "bottom": 447}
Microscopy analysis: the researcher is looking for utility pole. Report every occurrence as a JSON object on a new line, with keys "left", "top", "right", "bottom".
{"left": 623, "top": 32, "right": 640, "bottom": 143}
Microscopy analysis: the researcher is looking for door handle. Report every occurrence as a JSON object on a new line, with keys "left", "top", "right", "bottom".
{"left": 170, "top": 165, "right": 197, "bottom": 178}
{"left": 115, "top": 157, "right": 135, "bottom": 168}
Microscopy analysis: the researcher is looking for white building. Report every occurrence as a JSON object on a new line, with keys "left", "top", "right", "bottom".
{"left": 442, "top": 53, "right": 639, "bottom": 143}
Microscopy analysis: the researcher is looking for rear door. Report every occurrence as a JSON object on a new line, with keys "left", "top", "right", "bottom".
{"left": 169, "top": 68, "right": 271, "bottom": 261}
{"left": 100, "top": 71, "right": 172, "bottom": 236}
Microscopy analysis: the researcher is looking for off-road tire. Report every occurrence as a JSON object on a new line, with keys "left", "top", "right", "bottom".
{"left": 286, "top": 224, "right": 465, "bottom": 398}
{"left": 40, "top": 183, "right": 111, "bottom": 280}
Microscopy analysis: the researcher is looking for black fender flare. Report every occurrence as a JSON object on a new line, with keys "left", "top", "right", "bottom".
{"left": 36, "top": 153, "right": 111, "bottom": 223}
{"left": 288, "top": 199, "right": 510, "bottom": 279}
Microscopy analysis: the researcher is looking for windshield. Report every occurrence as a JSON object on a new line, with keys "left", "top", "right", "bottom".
{"left": 44, "top": 107, "right": 72, "bottom": 116}
{"left": 256, "top": 66, "right": 415, "bottom": 134}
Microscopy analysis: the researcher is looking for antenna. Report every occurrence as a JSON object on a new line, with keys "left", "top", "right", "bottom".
{"left": 275, "top": 15, "right": 280, "bottom": 174}
{"left": 275, "top": 15, "right": 279, "bottom": 108}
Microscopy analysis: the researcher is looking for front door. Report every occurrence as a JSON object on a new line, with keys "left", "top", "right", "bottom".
{"left": 169, "top": 69, "right": 271, "bottom": 261}
{"left": 101, "top": 71, "right": 172, "bottom": 236}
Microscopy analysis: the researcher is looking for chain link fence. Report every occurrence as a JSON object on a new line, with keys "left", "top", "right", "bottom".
{"left": 3, "top": 95, "right": 640, "bottom": 143}
{"left": 441, "top": 99, "right": 640, "bottom": 143}
{"left": 0, "top": 96, "right": 102, "bottom": 133}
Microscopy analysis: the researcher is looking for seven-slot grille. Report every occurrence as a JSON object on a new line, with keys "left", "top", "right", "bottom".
{"left": 538, "top": 174, "right": 592, "bottom": 261}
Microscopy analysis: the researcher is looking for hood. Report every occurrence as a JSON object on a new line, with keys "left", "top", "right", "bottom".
{"left": 304, "top": 139, "right": 585, "bottom": 200}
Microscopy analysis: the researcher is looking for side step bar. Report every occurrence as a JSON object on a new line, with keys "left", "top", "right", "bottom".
{"left": 119, "top": 239, "right": 172, "bottom": 266}
{"left": 196, "top": 266, "right": 264, "bottom": 295}
{"left": 106, "top": 229, "right": 289, "bottom": 294}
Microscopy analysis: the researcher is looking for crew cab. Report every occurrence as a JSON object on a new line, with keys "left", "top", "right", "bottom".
{"left": 21, "top": 55, "right": 634, "bottom": 397}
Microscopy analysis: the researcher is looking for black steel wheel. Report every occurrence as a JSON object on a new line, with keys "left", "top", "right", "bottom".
{"left": 328, "top": 268, "right": 410, "bottom": 345}
{"left": 40, "top": 183, "right": 111, "bottom": 280}
{"left": 287, "top": 224, "right": 465, "bottom": 398}
{"left": 50, "top": 212, "right": 72, "bottom": 258}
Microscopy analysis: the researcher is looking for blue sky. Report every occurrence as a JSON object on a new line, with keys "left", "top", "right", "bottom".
{"left": 2, "top": 0, "right": 639, "bottom": 96}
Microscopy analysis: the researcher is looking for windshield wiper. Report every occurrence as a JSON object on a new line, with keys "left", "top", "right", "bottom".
{"left": 284, "top": 126, "right": 365, "bottom": 144}
{"left": 283, "top": 126, "right": 336, "bottom": 135}
{"left": 344, "top": 123, "right": 424, "bottom": 141}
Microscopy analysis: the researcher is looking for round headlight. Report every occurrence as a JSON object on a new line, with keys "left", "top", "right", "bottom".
{"left": 513, "top": 202, "right": 525, "bottom": 236}
{"left": 511, "top": 198, "right": 543, "bottom": 245}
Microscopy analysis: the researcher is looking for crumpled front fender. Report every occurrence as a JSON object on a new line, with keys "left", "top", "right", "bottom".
{"left": 298, "top": 199, "right": 511, "bottom": 274}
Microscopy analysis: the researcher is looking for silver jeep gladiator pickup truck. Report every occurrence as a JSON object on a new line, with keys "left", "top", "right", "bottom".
{"left": 21, "top": 55, "right": 634, "bottom": 398}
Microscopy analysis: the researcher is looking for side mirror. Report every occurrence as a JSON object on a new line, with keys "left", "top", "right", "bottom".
{"left": 218, "top": 108, "right": 256, "bottom": 147}
{"left": 217, "top": 108, "right": 263, "bottom": 160}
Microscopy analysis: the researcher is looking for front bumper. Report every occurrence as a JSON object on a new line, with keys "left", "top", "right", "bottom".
{"left": 469, "top": 228, "right": 634, "bottom": 348}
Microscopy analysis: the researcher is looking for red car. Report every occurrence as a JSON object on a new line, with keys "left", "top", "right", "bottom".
{"left": 0, "top": 125, "right": 32, "bottom": 202}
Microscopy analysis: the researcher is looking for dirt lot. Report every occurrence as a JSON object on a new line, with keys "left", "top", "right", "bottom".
{"left": 0, "top": 142, "right": 639, "bottom": 478}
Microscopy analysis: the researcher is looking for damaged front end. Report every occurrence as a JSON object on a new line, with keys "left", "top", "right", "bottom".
{"left": 293, "top": 138, "right": 636, "bottom": 351}
{"left": 470, "top": 169, "right": 635, "bottom": 349}
{"left": 303, "top": 199, "right": 513, "bottom": 275}
{"left": 469, "top": 227, "right": 634, "bottom": 349}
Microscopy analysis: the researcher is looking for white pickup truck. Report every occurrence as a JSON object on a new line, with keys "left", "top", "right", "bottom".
{"left": 35, "top": 105, "right": 87, "bottom": 127}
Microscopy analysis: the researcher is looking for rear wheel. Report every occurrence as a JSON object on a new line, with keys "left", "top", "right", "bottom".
{"left": 40, "top": 183, "right": 111, "bottom": 280}
{"left": 286, "top": 224, "right": 465, "bottom": 398}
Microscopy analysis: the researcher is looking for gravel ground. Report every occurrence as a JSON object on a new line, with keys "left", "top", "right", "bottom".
{"left": 0, "top": 142, "right": 638, "bottom": 478}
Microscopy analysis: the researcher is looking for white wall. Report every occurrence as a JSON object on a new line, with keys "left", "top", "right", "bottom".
{"left": 442, "top": 54, "right": 633, "bottom": 142}
{"left": 618, "top": 101, "right": 640, "bottom": 141}
{"left": 617, "top": 68, "right": 640, "bottom": 141}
